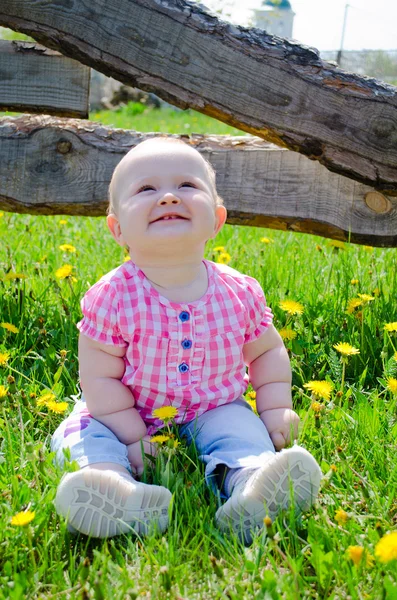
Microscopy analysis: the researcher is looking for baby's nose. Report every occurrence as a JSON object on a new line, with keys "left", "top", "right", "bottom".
{"left": 158, "top": 192, "right": 181, "bottom": 206}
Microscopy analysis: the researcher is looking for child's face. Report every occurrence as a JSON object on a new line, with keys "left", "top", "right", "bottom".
{"left": 107, "top": 142, "right": 226, "bottom": 257}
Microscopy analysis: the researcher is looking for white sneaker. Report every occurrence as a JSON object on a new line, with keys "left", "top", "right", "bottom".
{"left": 215, "top": 447, "right": 322, "bottom": 544}
{"left": 55, "top": 468, "right": 172, "bottom": 538}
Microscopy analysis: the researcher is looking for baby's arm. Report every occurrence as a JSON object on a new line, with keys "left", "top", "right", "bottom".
{"left": 243, "top": 324, "right": 299, "bottom": 450}
{"left": 78, "top": 333, "right": 147, "bottom": 446}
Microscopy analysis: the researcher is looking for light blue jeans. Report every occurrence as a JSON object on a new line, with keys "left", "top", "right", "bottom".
{"left": 51, "top": 397, "right": 276, "bottom": 498}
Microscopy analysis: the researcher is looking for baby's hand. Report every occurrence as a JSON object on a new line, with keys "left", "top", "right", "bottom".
{"left": 127, "top": 435, "right": 158, "bottom": 477}
{"left": 259, "top": 408, "right": 300, "bottom": 451}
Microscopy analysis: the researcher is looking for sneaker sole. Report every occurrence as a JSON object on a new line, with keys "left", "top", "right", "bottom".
{"left": 215, "top": 447, "right": 322, "bottom": 543}
{"left": 55, "top": 469, "right": 172, "bottom": 538}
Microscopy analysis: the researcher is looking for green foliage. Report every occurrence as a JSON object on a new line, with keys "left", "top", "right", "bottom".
{"left": 89, "top": 103, "right": 245, "bottom": 135}
{"left": 0, "top": 27, "right": 34, "bottom": 42}
{"left": 0, "top": 107, "right": 397, "bottom": 598}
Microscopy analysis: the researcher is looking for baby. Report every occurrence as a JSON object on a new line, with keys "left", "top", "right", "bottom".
{"left": 52, "top": 137, "right": 322, "bottom": 543}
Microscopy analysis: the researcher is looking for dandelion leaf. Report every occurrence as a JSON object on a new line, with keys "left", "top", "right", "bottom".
{"left": 327, "top": 348, "right": 342, "bottom": 380}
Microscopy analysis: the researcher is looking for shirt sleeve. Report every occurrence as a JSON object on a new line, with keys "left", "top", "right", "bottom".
{"left": 244, "top": 276, "right": 273, "bottom": 344}
{"left": 76, "top": 278, "right": 127, "bottom": 347}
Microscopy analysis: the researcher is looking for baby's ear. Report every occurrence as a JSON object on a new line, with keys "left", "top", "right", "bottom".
{"left": 107, "top": 213, "right": 125, "bottom": 247}
{"left": 211, "top": 205, "right": 227, "bottom": 238}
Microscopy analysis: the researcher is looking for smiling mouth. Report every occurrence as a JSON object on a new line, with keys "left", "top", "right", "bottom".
{"left": 151, "top": 215, "right": 188, "bottom": 223}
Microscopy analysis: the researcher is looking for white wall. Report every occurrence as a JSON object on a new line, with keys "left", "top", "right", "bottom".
{"left": 252, "top": 9, "right": 294, "bottom": 38}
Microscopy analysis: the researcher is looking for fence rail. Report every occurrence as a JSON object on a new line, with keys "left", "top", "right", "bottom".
{"left": 0, "top": 115, "right": 396, "bottom": 247}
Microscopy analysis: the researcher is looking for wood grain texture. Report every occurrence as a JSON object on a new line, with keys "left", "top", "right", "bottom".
{"left": 1, "top": 115, "right": 396, "bottom": 247}
{"left": 0, "top": 40, "right": 90, "bottom": 117}
{"left": 0, "top": 0, "right": 396, "bottom": 193}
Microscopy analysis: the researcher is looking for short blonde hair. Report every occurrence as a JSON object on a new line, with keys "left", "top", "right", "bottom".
{"left": 108, "top": 137, "right": 223, "bottom": 215}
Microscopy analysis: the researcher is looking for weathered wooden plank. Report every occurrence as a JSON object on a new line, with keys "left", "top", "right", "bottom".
{"left": 0, "top": 115, "right": 396, "bottom": 247}
{"left": 0, "top": 40, "right": 90, "bottom": 118}
{"left": 0, "top": 1, "right": 396, "bottom": 194}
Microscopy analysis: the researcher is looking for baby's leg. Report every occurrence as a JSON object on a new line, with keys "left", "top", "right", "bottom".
{"left": 51, "top": 402, "right": 171, "bottom": 538}
{"left": 180, "top": 399, "right": 321, "bottom": 544}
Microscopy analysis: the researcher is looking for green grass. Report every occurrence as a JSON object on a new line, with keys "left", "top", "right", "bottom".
{"left": 1, "top": 106, "right": 397, "bottom": 599}
{"left": 89, "top": 103, "right": 246, "bottom": 135}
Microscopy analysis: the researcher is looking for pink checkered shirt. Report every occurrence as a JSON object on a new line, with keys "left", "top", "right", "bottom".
{"left": 77, "top": 259, "right": 273, "bottom": 435}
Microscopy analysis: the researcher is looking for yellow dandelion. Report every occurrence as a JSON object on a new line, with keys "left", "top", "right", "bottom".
{"left": 0, "top": 323, "right": 19, "bottom": 334}
{"left": 55, "top": 264, "right": 73, "bottom": 279}
{"left": 330, "top": 464, "right": 337, "bottom": 472}
{"left": 315, "top": 245, "right": 323, "bottom": 252}
{"left": 386, "top": 378, "right": 397, "bottom": 395}
{"left": 59, "top": 219, "right": 68, "bottom": 225}
{"left": 0, "top": 212, "right": 3, "bottom": 217}
{"left": 346, "top": 298, "right": 363, "bottom": 314}
{"left": 152, "top": 406, "right": 178, "bottom": 421}
{"left": 279, "top": 300, "right": 304, "bottom": 316}
{"left": 123, "top": 255, "right": 131, "bottom": 262}
{"left": 172, "top": 439, "right": 181, "bottom": 449}
{"left": 375, "top": 531, "right": 397, "bottom": 563}
{"left": 246, "top": 390, "right": 256, "bottom": 400}
{"left": 384, "top": 323, "right": 397, "bottom": 333}
{"left": 333, "top": 342, "right": 360, "bottom": 356}
{"left": 373, "top": 287, "right": 380, "bottom": 297}
{"left": 11, "top": 510, "right": 35, "bottom": 526}
{"left": 213, "top": 246, "right": 225, "bottom": 252}
{"left": 0, "top": 385, "right": 8, "bottom": 397}
{"left": 216, "top": 252, "right": 231, "bottom": 265}
{"left": 47, "top": 400, "right": 69, "bottom": 414}
{"left": 263, "top": 516, "right": 273, "bottom": 528}
{"left": 150, "top": 434, "right": 171, "bottom": 444}
{"left": 363, "top": 245, "right": 373, "bottom": 252}
{"left": 357, "top": 293, "right": 375, "bottom": 303}
{"left": 0, "top": 351, "right": 10, "bottom": 366}
{"left": 260, "top": 237, "right": 274, "bottom": 244}
{"left": 279, "top": 328, "right": 297, "bottom": 341}
{"left": 59, "top": 244, "right": 76, "bottom": 253}
{"left": 304, "top": 380, "right": 334, "bottom": 401}
{"left": 335, "top": 509, "right": 349, "bottom": 525}
{"left": 245, "top": 397, "right": 258, "bottom": 414}
{"left": 329, "top": 240, "right": 346, "bottom": 249}
{"left": 346, "top": 546, "right": 364, "bottom": 566}
{"left": 311, "top": 401, "right": 323, "bottom": 413}
{"left": 36, "top": 392, "right": 56, "bottom": 407}
{"left": 347, "top": 546, "right": 363, "bottom": 565}
{"left": 4, "top": 272, "right": 27, "bottom": 281}
{"left": 350, "top": 279, "right": 359, "bottom": 285}
{"left": 346, "top": 546, "right": 373, "bottom": 567}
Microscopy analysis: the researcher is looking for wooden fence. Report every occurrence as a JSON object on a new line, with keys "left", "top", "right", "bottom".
{"left": 0, "top": 0, "right": 396, "bottom": 247}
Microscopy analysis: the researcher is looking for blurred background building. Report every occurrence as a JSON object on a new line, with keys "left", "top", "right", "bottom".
{"left": 248, "top": 1, "right": 396, "bottom": 85}
{"left": 251, "top": 0, "right": 295, "bottom": 38}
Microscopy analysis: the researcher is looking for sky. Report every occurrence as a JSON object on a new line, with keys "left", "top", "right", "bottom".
{"left": 205, "top": 0, "right": 397, "bottom": 51}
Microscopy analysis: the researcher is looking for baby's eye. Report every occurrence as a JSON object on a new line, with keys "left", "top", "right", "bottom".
{"left": 179, "top": 182, "right": 196, "bottom": 189}
{"left": 137, "top": 185, "right": 156, "bottom": 193}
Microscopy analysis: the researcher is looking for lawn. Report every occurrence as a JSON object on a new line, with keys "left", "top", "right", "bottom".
{"left": 0, "top": 104, "right": 397, "bottom": 599}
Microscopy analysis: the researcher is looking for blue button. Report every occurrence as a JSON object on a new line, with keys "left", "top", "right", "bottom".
{"left": 179, "top": 311, "right": 190, "bottom": 322}
{"left": 181, "top": 339, "right": 192, "bottom": 350}
{"left": 178, "top": 362, "right": 189, "bottom": 373}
